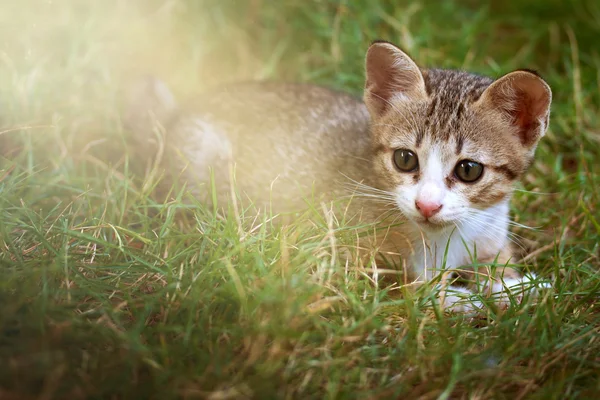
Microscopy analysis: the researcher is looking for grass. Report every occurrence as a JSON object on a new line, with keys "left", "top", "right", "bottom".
{"left": 1, "top": 0, "right": 599, "bottom": 398}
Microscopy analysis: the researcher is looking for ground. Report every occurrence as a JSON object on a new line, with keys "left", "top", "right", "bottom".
{"left": 0, "top": 0, "right": 599, "bottom": 399}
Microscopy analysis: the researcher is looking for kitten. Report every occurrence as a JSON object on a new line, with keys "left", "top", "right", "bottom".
{"left": 125, "top": 40, "right": 552, "bottom": 312}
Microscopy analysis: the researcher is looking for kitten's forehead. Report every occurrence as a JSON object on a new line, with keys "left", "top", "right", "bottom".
{"left": 420, "top": 69, "right": 493, "bottom": 139}
{"left": 378, "top": 69, "right": 494, "bottom": 145}
{"left": 424, "top": 69, "right": 493, "bottom": 100}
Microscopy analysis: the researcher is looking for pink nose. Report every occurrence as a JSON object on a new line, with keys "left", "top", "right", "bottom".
{"left": 415, "top": 200, "right": 443, "bottom": 218}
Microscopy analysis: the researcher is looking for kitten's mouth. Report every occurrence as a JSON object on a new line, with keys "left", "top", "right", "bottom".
{"left": 417, "top": 218, "right": 451, "bottom": 230}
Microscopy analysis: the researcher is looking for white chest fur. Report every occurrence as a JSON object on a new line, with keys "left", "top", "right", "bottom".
{"left": 409, "top": 201, "right": 510, "bottom": 282}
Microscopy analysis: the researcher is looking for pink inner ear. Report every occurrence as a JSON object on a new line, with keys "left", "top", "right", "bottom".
{"left": 513, "top": 92, "right": 537, "bottom": 146}
{"left": 365, "top": 53, "right": 406, "bottom": 114}
{"left": 365, "top": 64, "right": 396, "bottom": 110}
{"left": 364, "top": 43, "right": 426, "bottom": 116}
{"left": 487, "top": 73, "right": 551, "bottom": 148}
{"left": 365, "top": 63, "right": 423, "bottom": 115}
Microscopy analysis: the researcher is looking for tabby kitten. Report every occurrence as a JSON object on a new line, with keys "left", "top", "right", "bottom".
{"left": 125, "top": 40, "right": 552, "bottom": 312}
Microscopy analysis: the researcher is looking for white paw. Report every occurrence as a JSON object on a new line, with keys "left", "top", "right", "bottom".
{"left": 440, "top": 286, "right": 483, "bottom": 314}
{"left": 486, "top": 272, "right": 551, "bottom": 309}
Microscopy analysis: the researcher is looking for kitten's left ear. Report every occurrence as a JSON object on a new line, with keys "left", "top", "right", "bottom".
{"left": 364, "top": 41, "right": 427, "bottom": 119}
{"left": 476, "top": 70, "right": 552, "bottom": 149}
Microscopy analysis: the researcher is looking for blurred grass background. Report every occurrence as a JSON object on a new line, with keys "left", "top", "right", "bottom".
{"left": 0, "top": 0, "right": 599, "bottom": 398}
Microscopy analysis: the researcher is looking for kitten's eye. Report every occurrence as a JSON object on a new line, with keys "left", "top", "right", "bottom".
{"left": 393, "top": 149, "right": 419, "bottom": 172}
{"left": 455, "top": 160, "right": 484, "bottom": 182}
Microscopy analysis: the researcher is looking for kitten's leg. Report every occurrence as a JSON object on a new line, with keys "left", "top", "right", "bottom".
{"left": 453, "top": 247, "right": 547, "bottom": 310}
{"left": 439, "top": 283, "right": 484, "bottom": 313}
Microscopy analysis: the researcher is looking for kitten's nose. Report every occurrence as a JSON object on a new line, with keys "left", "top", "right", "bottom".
{"left": 415, "top": 200, "right": 443, "bottom": 218}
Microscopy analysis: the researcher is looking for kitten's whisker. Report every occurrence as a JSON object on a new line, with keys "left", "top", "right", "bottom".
{"left": 340, "top": 174, "right": 395, "bottom": 195}
{"left": 453, "top": 221, "right": 470, "bottom": 243}
{"left": 344, "top": 187, "right": 396, "bottom": 199}
{"left": 460, "top": 213, "right": 506, "bottom": 238}
{"left": 506, "top": 220, "right": 540, "bottom": 231}
{"left": 460, "top": 213, "right": 527, "bottom": 253}
{"left": 378, "top": 207, "right": 405, "bottom": 221}
{"left": 342, "top": 192, "right": 396, "bottom": 201}
{"left": 464, "top": 209, "right": 539, "bottom": 231}
{"left": 513, "top": 188, "right": 556, "bottom": 195}
{"left": 455, "top": 217, "right": 523, "bottom": 260}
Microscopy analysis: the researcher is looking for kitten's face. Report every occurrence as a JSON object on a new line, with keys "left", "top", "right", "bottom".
{"left": 363, "top": 42, "right": 552, "bottom": 233}
{"left": 371, "top": 98, "right": 527, "bottom": 231}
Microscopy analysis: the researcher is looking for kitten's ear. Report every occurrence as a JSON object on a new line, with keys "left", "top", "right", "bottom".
{"left": 364, "top": 41, "right": 427, "bottom": 118}
{"left": 124, "top": 76, "right": 177, "bottom": 136}
{"left": 476, "top": 70, "right": 552, "bottom": 149}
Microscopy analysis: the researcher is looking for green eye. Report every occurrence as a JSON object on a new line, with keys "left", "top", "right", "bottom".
{"left": 393, "top": 149, "right": 419, "bottom": 172}
{"left": 455, "top": 160, "right": 484, "bottom": 182}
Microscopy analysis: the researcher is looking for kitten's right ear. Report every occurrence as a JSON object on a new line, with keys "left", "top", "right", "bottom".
{"left": 364, "top": 41, "right": 427, "bottom": 118}
{"left": 475, "top": 70, "right": 552, "bottom": 150}
{"left": 123, "top": 76, "right": 177, "bottom": 135}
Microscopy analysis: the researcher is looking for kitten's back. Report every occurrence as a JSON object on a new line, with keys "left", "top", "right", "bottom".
{"left": 126, "top": 80, "right": 373, "bottom": 212}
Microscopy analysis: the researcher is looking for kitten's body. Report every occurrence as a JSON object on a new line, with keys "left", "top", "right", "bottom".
{"left": 170, "top": 82, "right": 373, "bottom": 211}
{"left": 126, "top": 41, "right": 551, "bottom": 311}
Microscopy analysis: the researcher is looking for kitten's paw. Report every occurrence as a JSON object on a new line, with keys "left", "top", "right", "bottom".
{"left": 439, "top": 286, "right": 483, "bottom": 314}
{"left": 435, "top": 273, "right": 552, "bottom": 313}
{"left": 485, "top": 272, "right": 551, "bottom": 309}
